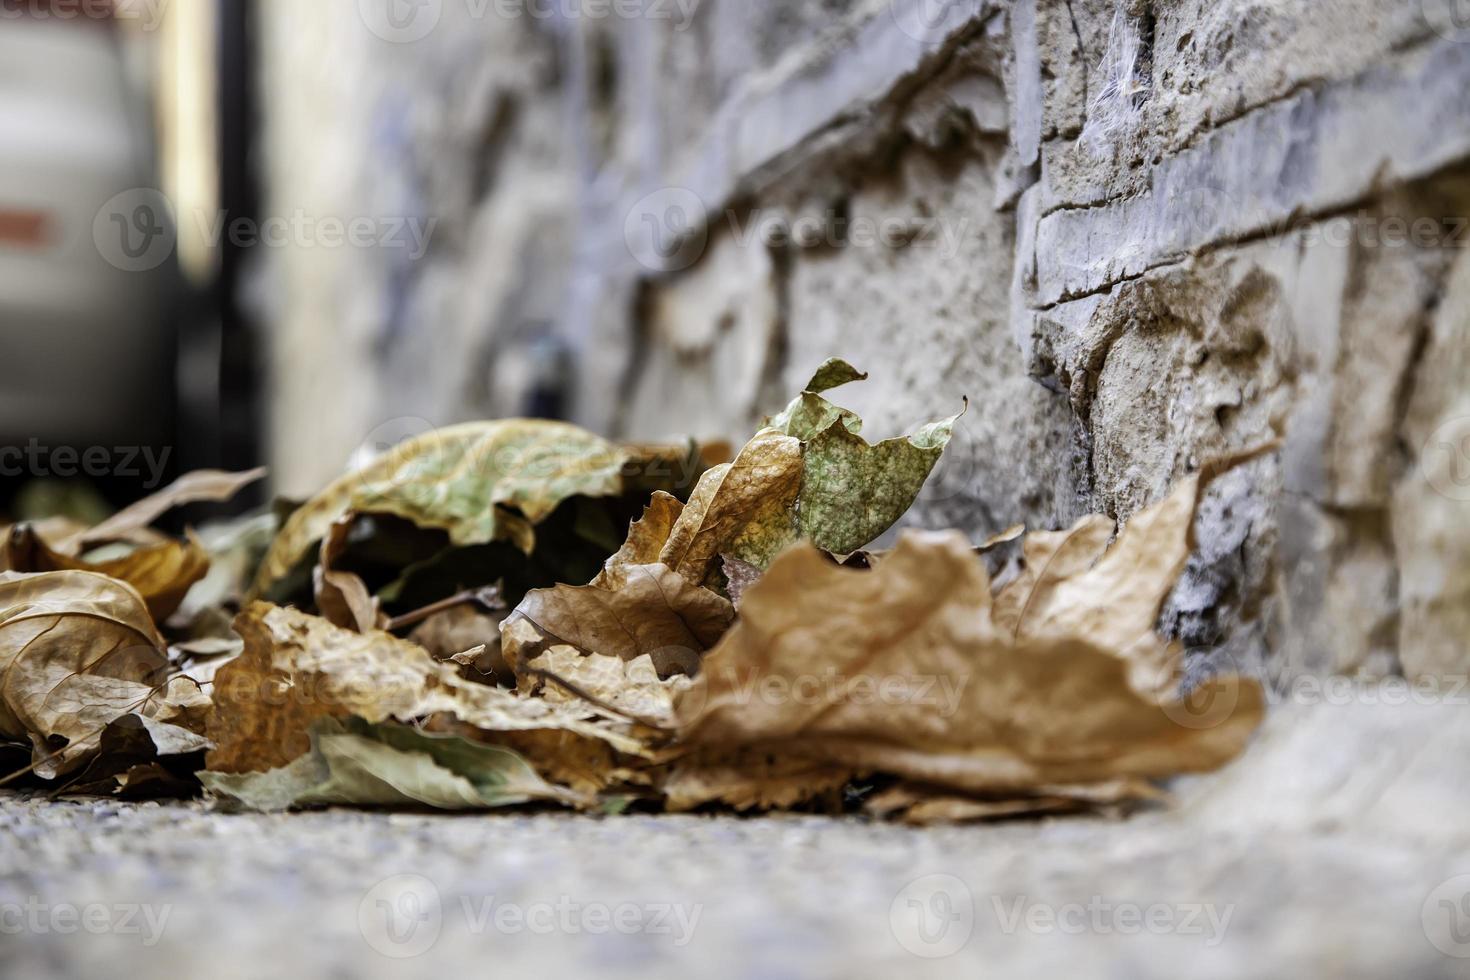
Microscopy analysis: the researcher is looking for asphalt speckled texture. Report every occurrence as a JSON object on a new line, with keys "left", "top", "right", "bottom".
{"left": 2, "top": 698, "right": 1468, "bottom": 979}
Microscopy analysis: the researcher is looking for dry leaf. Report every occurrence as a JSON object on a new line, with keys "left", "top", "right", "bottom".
{"left": 253, "top": 421, "right": 667, "bottom": 597}
{"left": 63, "top": 714, "right": 213, "bottom": 799}
{"left": 522, "top": 646, "right": 691, "bottom": 727}
{"left": 503, "top": 563, "right": 734, "bottom": 676}
{"left": 408, "top": 603, "right": 508, "bottom": 681}
{"left": 767, "top": 359, "right": 966, "bottom": 556}
{"left": 675, "top": 460, "right": 1270, "bottom": 797}
{"left": 992, "top": 445, "right": 1277, "bottom": 695}
{"left": 202, "top": 717, "right": 583, "bottom": 812}
{"left": 864, "top": 778, "right": 1166, "bottom": 825}
{"left": 5, "top": 524, "right": 210, "bottom": 622}
{"left": 648, "top": 360, "right": 964, "bottom": 583}
{"left": 63, "top": 467, "right": 266, "bottom": 552}
{"left": 657, "top": 428, "right": 805, "bottom": 583}
{"left": 0, "top": 571, "right": 209, "bottom": 778}
{"left": 661, "top": 745, "right": 858, "bottom": 813}
{"left": 602, "top": 492, "right": 684, "bottom": 570}
{"left": 207, "top": 603, "right": 652, "bottom": 777}
{"left": 312, "top": 515, "right": 385, "bottom": 633}
{"left": 797, "top": 408, "right": 964, "bottom": 556}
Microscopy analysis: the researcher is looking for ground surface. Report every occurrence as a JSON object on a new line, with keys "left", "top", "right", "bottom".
{"left": 2, "top": 697, "right": 1468, "bottom": 979}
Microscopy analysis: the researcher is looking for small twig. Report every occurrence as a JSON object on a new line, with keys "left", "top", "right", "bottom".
{"left": 522, "top": 667, "right": 670, "bottom": 731}
{"left": 385, "top": 585, "right": 504, "bottom": 633}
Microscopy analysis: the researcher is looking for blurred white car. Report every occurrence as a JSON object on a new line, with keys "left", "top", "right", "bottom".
{"left": 0, "top": 10, "right": 177, "bottom": 491}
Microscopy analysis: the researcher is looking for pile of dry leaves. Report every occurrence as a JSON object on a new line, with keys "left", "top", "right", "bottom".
{"left": 0, "top": 361, "right": 1268, "bottom": 823}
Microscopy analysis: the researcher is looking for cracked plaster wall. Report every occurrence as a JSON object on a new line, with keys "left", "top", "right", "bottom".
{"left": 259, "top": 0, "right": 1470, "bottom": 683}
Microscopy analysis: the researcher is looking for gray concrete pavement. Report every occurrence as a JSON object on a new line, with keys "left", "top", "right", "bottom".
{"left": 2, "top": 695, "right": 1468, "bottom": 979}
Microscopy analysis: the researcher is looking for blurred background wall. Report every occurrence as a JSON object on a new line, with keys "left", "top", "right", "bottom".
{"left": 253, "top": 0, "right": 1470, "bottom": 687}
{"left": 4, "top": 0, "right": 1468, "bottom": 685}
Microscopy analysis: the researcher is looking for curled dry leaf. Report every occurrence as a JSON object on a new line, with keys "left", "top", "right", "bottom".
{"left": 311, "top": 515, "right": 385, "bottom": 633}
{"left": 767, "top": 358, "right": 965, "bottom": 557}
{"left": 252, "top": 421, "right": 685, "bottom": 598}
{"left": 602, "top": 491, "right": 683, "bottom": 570}
{"left": 0, "top": 571, "right": 210, "bottom": 778}
{"left": 503, "top": 563, "right": 734, "bottom": 677}
{"left": 206, "top": 603, "right": 653, "bottom": 781}
{"left": 500, "top": 492, "right": 735, "bottom": 686}
{"left": 650, "top": 359, "right": 964, "bottom": 584}
{"left": 674, "top": 455, "right": 1273, "bottom": 803}
{"left": 5, "top": 524, "right": 211, "bottom": 622}
{"left": 796, "top": 406, "right": 965, "bottom": 557}
{"left": 61, "top": 467, "right": 267, "bottom": 553}
{"left": 64, "top": 714, "right": 213, "bottom": 799}
{"left": 991, "top": 445, "right": 1278, "bottom": 696}
{"left": 658, "top": 429, "right": 805, "bottom": 583}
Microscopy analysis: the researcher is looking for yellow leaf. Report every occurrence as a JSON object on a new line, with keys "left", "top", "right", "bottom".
{"left": 5, "top": 525, "right": 210, "bottom": 622}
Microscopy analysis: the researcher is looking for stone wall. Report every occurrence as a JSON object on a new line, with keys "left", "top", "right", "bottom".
{"left": 257, "top": 0, "right": 1470, "bottom": 683}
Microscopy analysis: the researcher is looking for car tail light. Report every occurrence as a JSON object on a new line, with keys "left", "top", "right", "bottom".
{"left": 0, "top": 209, "right": 53, "bottom": 250}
